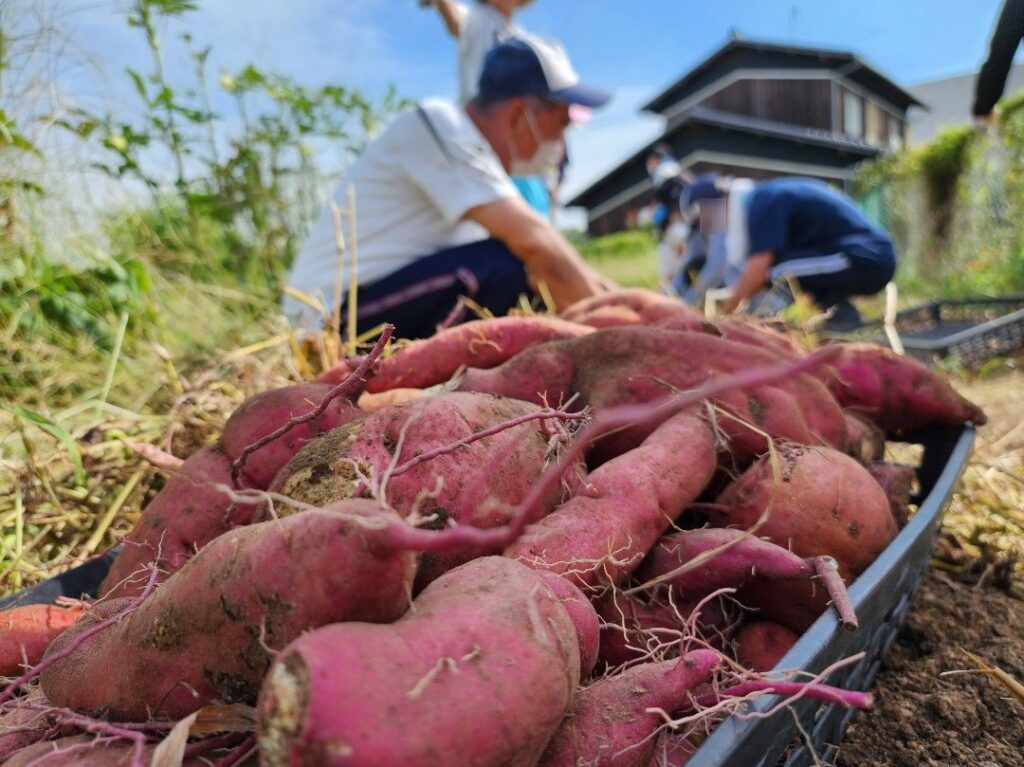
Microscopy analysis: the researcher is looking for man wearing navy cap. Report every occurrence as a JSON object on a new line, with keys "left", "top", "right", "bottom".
{"left": 284, "top": 35, "right": 612, "bottom": 339}
{"left": 686, "top": 175, "right": 897, "bottom": 330}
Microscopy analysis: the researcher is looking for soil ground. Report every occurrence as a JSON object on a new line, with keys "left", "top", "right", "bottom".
{"left": 837, "top": 367, "right": 1024, "bottom": 767}
{"left": 837, "top": 570, "right": 1024, "bottom": 767}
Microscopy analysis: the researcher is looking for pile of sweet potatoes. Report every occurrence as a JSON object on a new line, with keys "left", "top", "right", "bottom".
{"left": 0, "top": 290, "right": 986, "bottom": 767}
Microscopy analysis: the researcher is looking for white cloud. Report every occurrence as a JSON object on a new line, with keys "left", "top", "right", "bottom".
{"left": 193, "top": 0, "right": 403, "bottom": 93}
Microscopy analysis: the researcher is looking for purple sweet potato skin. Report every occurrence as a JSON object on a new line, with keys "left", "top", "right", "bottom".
{"left": 505, "top": 410, "right": 717, "bottom": 593}
{"left": 537, "top": 571, "right": 601, "bottom": 679}
{"left": 539, "top": 650, "right": 721, "bottom": 767}
{"left": 459, "top": 327, "right": 850, "bottom": 464}
{"left": 560, "top": 288, "right": 704, "bottom": 325}
{"left": 636, "top": 528, "right": 817, "bottom": 600}
{"left": 712, "top": 444, "right": 898, "bottom": 583}
{"left": 42, "top": 503, "right": 416, "bottom": 721}
{"left": 270, "top": 391, "right": 566, "bottom": 587}
{"left": 256, "top": 557, "right": 588, "bottom": 767}
{"left": 99, "top": 445, "right": 254, "bottom": 599}
{"left": 820, "top": 343, "right": 987, "bottom": 433}
{"left": 222, "top": 382, "right": 364, "bottom": 489}
{"left": 734, "top": 620, "right": 799, "bottom": 672}
{"left": 102, "top": 383, "right": 361, "bottom": 599}
{"left": 0, "top": 689, "right": 52, "bottom": 761}
{"left": 364, "top": 315, "right": 593, "bottom": 393}
{"left": 595, "top": 592, "right": 730, "bottom": 669}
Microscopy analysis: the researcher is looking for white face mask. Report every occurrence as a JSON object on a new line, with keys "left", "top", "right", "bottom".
{"left": 509, "top": 108, "right": 565, "bottom": 178}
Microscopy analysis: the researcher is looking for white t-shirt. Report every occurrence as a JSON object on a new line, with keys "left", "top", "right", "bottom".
{"left": 452, "top": 2, "right": 522, "bottom": 102}
{"left": 283, "top": 99, "right": 518, "bottom": 330}
{"left": 725, "top": 178, "right": 755, "bottom": 270}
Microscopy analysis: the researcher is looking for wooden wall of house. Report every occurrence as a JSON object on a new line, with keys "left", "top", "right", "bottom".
{"left": 700, "top": 79, "right": 833, "bottom": 130}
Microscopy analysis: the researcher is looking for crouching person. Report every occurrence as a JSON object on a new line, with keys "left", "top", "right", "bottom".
{"left": 284, "top": 36, "right": 612, "bottom": 339}
{"left": 688, "top": 176, "right": 896, "bottom": 330}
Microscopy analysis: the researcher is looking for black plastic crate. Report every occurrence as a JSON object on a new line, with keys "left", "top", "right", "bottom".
{"left": 0, "top": 547, "right": 120, "bottom": 611}
{"left": 687, "top": 423, "right": 976, "bottom": 767}
{"left": 845, "top": 295, "right": 1024, "bottom": 367}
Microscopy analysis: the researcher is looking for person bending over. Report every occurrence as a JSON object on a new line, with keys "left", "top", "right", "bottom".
{"left": 687, "top": 176, "right": 896, "bottom": 330}
{"left": 283, "top": 36, "right": 612, "bottom": 339}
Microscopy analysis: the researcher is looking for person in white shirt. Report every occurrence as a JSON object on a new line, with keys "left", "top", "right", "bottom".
{"left": 283, "top": 36, "right": 612, "bottom": 339}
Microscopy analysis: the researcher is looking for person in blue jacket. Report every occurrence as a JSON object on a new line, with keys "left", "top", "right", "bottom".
{"left": 686, "top": 175, "right": 897, "bottom": 330}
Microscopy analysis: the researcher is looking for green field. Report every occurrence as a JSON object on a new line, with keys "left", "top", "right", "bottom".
{"left": 573, "top": 228, "right": 660, "bottom": 289}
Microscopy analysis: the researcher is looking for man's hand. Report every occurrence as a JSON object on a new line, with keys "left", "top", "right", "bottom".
{"left": 722, "top": 251, "right": 773, "bottom": 314}
{"left": 466, "top": 196, "right": 606, "bottom": 310}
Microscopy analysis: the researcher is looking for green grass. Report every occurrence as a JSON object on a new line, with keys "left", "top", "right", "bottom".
{"left": 574, "top": 228, "right": 660, "bottom": 289}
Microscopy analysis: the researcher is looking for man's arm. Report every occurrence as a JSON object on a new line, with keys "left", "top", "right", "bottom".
{"left": 721, "top": 251, "right": 773, "bottom": 314}
{"left": 465, "top": 196, "right": 610, "bottom": 310}
{"left": 426, "top": 0, "right": 465, "bottom": 37}
{"left": 974, "top": 0, "right": 1024, "bottom": 117}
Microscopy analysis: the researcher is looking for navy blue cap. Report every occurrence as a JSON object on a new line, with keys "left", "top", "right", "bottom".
{"left": 684, "top": 174, "right": 727, "bottom": 206}
{"left": 478, "top": 36, "right": 611, "bottom": 109}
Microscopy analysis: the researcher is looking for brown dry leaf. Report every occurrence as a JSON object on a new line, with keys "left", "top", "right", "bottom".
{"left": 148, "top": 705, "right": 256, "bottom": 767}
{"left": 941, "top": 648, "right": 1024, "bottom": 705}
{"left": 190, "top": 703, "right": 258, "bottom": 736}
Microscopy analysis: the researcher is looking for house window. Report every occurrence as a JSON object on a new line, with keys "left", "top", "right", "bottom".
{"left": 865, "top": 101, "right": 885, "bottom": 146}
{"left": 888, "top": 115, "right": 904, "bottom": 150}
{"left": 843, "top": 90, "right": 864, "bottom": 138}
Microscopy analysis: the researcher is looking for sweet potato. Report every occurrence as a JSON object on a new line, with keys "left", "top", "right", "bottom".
{"left": 358, "top": 315, "right": 593, "bottom": 393}
{"left": 42, "top": 503, "right": 417, "bottom": 721}
{"left": 711, "top": 444, "right": 898, "bottom": 583}
{"left": 866, "top": 461, "right": 917, "bottom": 526}
{"left": 0, "top": 604, "right": 86, "bottom": 677}
{"left": 560, "top": 288, "right": 703, "bottom": 325}
{"left": 504, "top": 410, "right": 717, "bottom": 594}
{"left": 270, "top": 391, "right": 568, "bottom": 587}
{"left": 0, "top": 689, "right": 52, "bottom": 760}
{"left": 574, "top": 304, "right": 645, "bottom": 328}
{"left": 458, "top": 327, "right": 850, "bottom": 464}
{"left": 733, "top": 620, "right": 799, "bottom": 672}
{"left": 818, "top": 343, "right": 987, "bottom": 433}
{"left": 257, "top": 557, "right": 591, "bottom": 767}
{"left": 99, "top": 445, "right": 254, "bottom": 600}
{"left": 537, "top": 570, "right": 601, "bottom": 678}
{"left": 221, "top": 382, "right": 364, "bottom": 489}
{"left": 101, "top": 384, "right": 365, "bottom": 600}
{"left": 635, "top": 528, "right": 856, "bottom": 627}
{"left": 655, "top": 313, "right": 806, "bottom": 359}
{"left": 595, "top": 591, "right": 732, "bottom": 669}
{"left": 357, "top": 387, "right": 422, "bottom": 412}
{"left": 539, "top": 649, "right": 721, "bottom": 767}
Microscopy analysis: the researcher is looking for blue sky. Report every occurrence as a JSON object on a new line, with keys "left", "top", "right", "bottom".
{"left": 58, "top": 0, "right": 1013, "bottom": 206}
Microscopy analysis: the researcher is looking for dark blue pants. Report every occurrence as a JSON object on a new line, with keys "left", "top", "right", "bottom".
{"left": 345, "top": 239, "right": 531, "bottom": 340}
{"left": 771, "top": 237, "right": 896, "bottom": 310}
